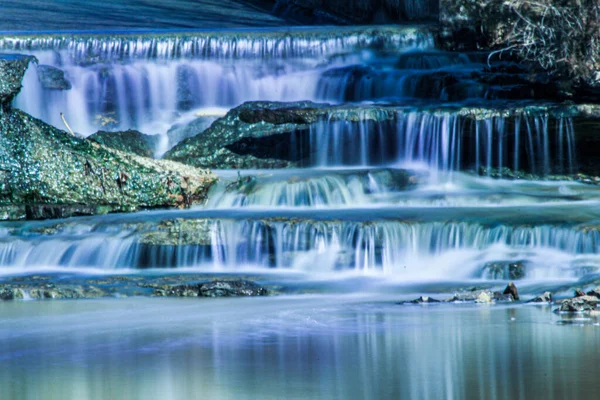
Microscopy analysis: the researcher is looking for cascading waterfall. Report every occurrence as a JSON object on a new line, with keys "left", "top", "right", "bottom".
{"left": 1, "top": 219, "right": 599, "bottom": 279}
{"left": 0, "top": 27, "right": 433, "bottom": 61}
{"left": 0, "top": 22, "right": 597, "bottom": 285}
{"left": 310, "top": 110, "right": 577, "bottom": 175}
{"left": 206, "top": 169, "right": 405, "bottom": 208}
{"left": 3, "top": 26, "right": 435, "bottom": 135}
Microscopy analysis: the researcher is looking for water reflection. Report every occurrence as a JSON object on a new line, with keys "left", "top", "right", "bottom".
{"left": 0, "top": 297, "right": 599, "bottom": 399}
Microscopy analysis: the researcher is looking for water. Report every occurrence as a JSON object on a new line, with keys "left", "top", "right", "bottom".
{"left": 1, "top": 297, "right": 599, "bottom": 400}
{"left": 4, "top": 26, "right": 434, "bottom": 135}
{"left": 2, "top": 2, "right": 600, "bottom": 398}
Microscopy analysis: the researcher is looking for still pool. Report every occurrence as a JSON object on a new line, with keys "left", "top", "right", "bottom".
{"left": 1, "top": 296, "right": 598, "bottom": 400}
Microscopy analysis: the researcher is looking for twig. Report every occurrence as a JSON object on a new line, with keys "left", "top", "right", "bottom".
{"left": 60, "top": 113, "right": 76, "bottom": 136}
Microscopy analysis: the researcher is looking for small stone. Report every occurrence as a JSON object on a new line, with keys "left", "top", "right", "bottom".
{"left": 503, "top": 282, "right": 519, "bottom": 301}
{"left": 408, "top": 296, "right": 441, "bottom": 304}
{"left": 528, "top": 292, "right": 553, "bottom": 303}
{"left": 475, "top": 291, "right": 493, "bottom": 303}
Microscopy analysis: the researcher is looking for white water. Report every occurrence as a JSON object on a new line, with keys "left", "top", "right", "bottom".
{"left": 309, "top": 111, "right": 577, "bottom": 175}
{"left": 5, "top": 26, "right": 435, "bottom": 135}
{"left": 2, "top": 214, "right": 599, "bottom": 280}
{"left": 0, "top": 25, "right": 597, "bottom": 287}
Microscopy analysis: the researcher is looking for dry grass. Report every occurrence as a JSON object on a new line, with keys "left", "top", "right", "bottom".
{"left": 487, "top": 0, "right": 600, "bottom": 86}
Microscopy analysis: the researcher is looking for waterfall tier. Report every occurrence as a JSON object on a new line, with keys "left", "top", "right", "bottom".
{"left": 2, "top": 213, "right": 599, "bottom": 279}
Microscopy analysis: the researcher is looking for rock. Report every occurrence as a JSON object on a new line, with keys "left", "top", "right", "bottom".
{"left": 0, "top": 287, "right": 24, "bottom": 300}
{"left": 575, "top": 289, "right": 587, "bottom": 297}
{"left": 239, "top": 106, "right": 321, "bottom": 125}
{"left": 88, "top": 130, "right": 160, "bottom": 158}
{"left": 503, "top": 282, "right": 519, "bottom": 301}
{"left": 528, "top": 292, "right": 553, "bottom": 303}
{"left": 555, "top": 297, "right": 596, "bottom": 313}
{"left": 0, "top": 283, "right": 105, "bottom": 300}
{"left": 36, "top": 65, "right": 71, "bottom": 90}
{"left": 163, "top": 101, "right": 325, "bottom": 169}
{"left": 165, "top": 101, "right": 600, "bottom": 172}
{"left": 407, "top": 296, "right": 441, "bottom": 304}
{"left": 0, "top": 56, "right": 217, "bottom": 220}
{"left": 446, "top": 289, "right": 515, "bottom": 303}
{"left": 587, "top": 286, "right": 600, "bottom": 298}
{"left": 199, "top": 280, "right": 268, "bottom": 297}
{"left": 0, "top": 54, "right": 36, "bottom": 111}
{"left": 0, "top": 110, "right": 217, "bottom": 220}
{"left": 154, "top": 280, "right": 268, "bottom": 297}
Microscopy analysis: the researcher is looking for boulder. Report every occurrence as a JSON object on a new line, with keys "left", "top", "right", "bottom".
{"left": 528, "top": 292, "right": 553, "bottom": 303}
{"left": 0, "top": 110, "right": 216, "bottom": 220}
{"left": 163, "top": 101, "right": 327, "bottom": 169}
{"left": 36, "top": 65, "right": 72, "bottom": 90}
{"left": 0, "top": 54, "right": 35, "bottom": 111}
{"left": 88, "top": 129, "right": 160, "bottom": 158}
{"left": 555, "top": 297, "right": 596, "bottom": 313}
{"left": 0, "top": 55, "right": 217, "bottom": 220}
{"left": 503, "top": 282, "right": 519, "bottom": 301}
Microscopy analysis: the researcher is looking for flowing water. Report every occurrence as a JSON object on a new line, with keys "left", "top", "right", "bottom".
{"left": 1, "top": 2, "right": 599, "bottom": 398}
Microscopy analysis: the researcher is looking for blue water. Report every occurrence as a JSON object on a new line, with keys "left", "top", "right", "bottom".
{"left": 0, "top": 0, "right": 288, "bottom": 31}
{"left": 1, "top": 297, "right": 599, "bottom": 400}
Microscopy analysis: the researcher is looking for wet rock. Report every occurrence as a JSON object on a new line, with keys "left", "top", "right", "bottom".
{"left": 555, "top": 297, "right": 596, "bottom": 313}
{"left": 137, "top": 218, "right": 213, "bottom": 248}
{"left": 0, "top": 56, "right": 217, "bottom": 220}
{"left": 88, "top": 130, "right": 160, "bottom": 158}
{"left": 154, "top": 280, "right": 268, "bottom": 297}
{"left": 36, "top": 64, "right": 71, "bottom": 90}
{"left": 239, "top": 107, "right": 321, "bottom": 125}
{"left": 164, "top": 101, "right": 324, "bottom": 169}
{"left": 407, "top": 296, "right": 441, "bottom": 304}
{"left": 0, "top": 287, "right": 24, "bottom": 300}
{"left": 503, "top": 282, "right": 519, "bottom": 301}
{"left": 575, "top": 289, "right": 587, "bottom": 297}
{"left": 446, "top": 289, "right": 515, "bottom": 303}
{"left": 587, "top": 286, "right": 600, "bottom": 298}
{"left": 528, "top": 292, "right": 553, "bottom": 303}
{"left": 0, "top": 283, "right": 105, "bottom": 300}
{"left": 0, "top": 110, "right": 216, "bottom": 220}
{"left": 0, "top": 54, "right": 36, "bottom": 110}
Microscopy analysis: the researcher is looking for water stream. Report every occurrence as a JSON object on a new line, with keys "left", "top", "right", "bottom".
{"left": 1, "top": 4, "right": 599, "bottom": 398}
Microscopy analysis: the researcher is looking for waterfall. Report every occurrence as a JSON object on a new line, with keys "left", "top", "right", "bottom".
{"left": 205, "top": 169, "right": 405, "bottom": 208}
{"left": 1, "top": 219, "right": 598, "bottom": 279}
{"left": 0, "top": 26, "right": 434, "bottom": 62}
{"left": 309, "top": 110, "right": 577, "bottom": 175}
{"left": 5, "top": 26, "right": 434, "bottom": 135}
